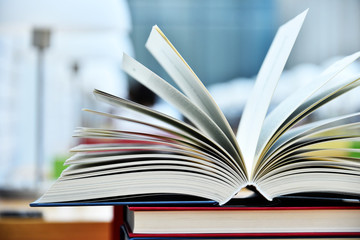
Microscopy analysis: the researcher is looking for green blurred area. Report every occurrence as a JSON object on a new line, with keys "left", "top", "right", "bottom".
{"left": 53, "top": 155, "right": 69, "bottom": 179}
{"left": 349, "top": 141, "right": 360, "bottom": 158}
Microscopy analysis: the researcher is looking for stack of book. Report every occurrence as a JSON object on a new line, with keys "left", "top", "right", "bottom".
{"left": 31, "top": 9, "right": 360, "bottom": 239}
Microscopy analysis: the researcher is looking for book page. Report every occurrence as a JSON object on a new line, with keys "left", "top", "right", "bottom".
{"left": 252, "top": 79, "right": 360, "bottom": 182}
{"left": 255, "top": 156, "right": 360, "bottom": 200}
{"left": 72, "top": 126, "right": 240, "bottom": 175}
{"left": 92, "top": 89, "right": 246, "bottom": 179}
{"left": 145, "top": 26, "right": 242, "bottom": 162}
{"left": 38, "top": 170, "right": 240, "bottom": 205}
{"left": 255, "top": 124, "right": 360, "bottom": 180}
{"left": 70, "top": 143, "right": 242, "bottom": 177}
{"left": 265, "top": 73, "right": 360, "bottom": 150}
{"left": 70, "top": 127, "right": 244, "bottom": 189}
{"left": 122, "top": 53, "right": 245, "bottom": 171}
{"left": 236, "top": 10, "right": 308, "bottom": 178}
{"left": 261, "top": 112, "right": 360, "bottom": 165}
{"left": 63, "top": 153, "right": 238, "bottom": 187}
{"left": 255, "top": 55, "right": 360, "bottom": 168}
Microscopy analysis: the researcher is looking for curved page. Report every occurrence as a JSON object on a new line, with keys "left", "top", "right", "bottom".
{"left": 263, "top": 112, "right": 360, "bottom": 163}
{"left": 122, "top": 54, "right": 244, "bottom": 170}
{"left": 257, "top": 72, "right": 360, "bottom": 167}
{"left": 73, "top": 127, "right": 234, "bottom": 168}
{"left": 256, "top": 52, "right": 360, "bottom": 174}
{"left": 236, "top": 10, "right": 308, "bottom": 178}
{"left": 89, "top": 94, "right": 245, "bottom": 177}
{"left": 38, "top": 171, "right": 239, "bottom": 205}
{"left": 145, "top": 25, "right": 241, "bottom": 159}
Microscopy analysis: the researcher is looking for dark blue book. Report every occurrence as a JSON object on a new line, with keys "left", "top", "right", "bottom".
{"left": 30, "top": 194, "right": 217, "bottom": 207}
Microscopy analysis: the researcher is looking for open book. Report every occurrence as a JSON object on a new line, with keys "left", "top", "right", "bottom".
{"left": 35, "top": 10, "right": 360, "bottom": 205}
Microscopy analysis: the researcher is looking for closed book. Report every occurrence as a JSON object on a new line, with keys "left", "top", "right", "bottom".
{"left": 125, "top": 205, "right": 360, "bottom": 236}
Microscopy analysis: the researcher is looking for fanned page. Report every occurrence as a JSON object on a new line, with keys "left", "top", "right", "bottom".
{"left": 250, "top": 59, "right": 360, "bottom": 200}
{"left": 33, "top": 10, "right": 360, "bottom": 206}
{"left": 145, "top": 26, "right": 242, "bottom": 168}
{"left": 259, "top": 112, "right": 360, "bottom": 169}
{"left": 253, "top": 112, "right": 360, "bottom": 179}
{"left": 254, "top": 52, "right": 360, "bottom": 173}
{"left": 122, "top": 54, "right": 244, "bottom": 173}
{"left": 38, "top": 94, "right": 247, "bottom": 205}
{"left": 236, "top": 10, "right": 308, "bottom": 178}
{"left": 87, "top": 92, "right": 244, "bottom": 178}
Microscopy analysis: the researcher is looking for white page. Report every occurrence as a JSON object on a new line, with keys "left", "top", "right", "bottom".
{"left": 69, "top": 145, "right": 219, "bottom": 163}
{"left": 72, "top": 126, "right": 241, "bottom": 176}
{"left": 262, "top": 112, "right": 360, "bottom": 163}
{"left": 122, "top": 53, "right": 244, "bottom": 170}
{"left": 236, "top": 10, "right": 308, "bottom": 178}
{"left": 92, "top": 89, "right": 245, "bottom": 176}
{"left": 39, "top": 171, "right": 238, "bottom": 205}
{"left": 72, "top": 128, "right": 243, "bottom": 183}
{"left": 256, "top": 54, "right": 360, "bottom": 166}
{"left": 92, "top": 90, "right": 229, "bottom": 153}
{"left": 62, "top": 160, "right": 239, "bottom": 188}
{"left": 255, "top": 123, "right": 360, "bottom": 179}
{"left": 145, "top": 26, "right": 241, "bottom": 159}
{"left": 252, "top": 78, "right": 360, "bottom": 175}
{"left": 266, "top": 73, "right": 360, "bottom": 143}
{"left": 83, "top": 95, "right": 244, "bottom": 175}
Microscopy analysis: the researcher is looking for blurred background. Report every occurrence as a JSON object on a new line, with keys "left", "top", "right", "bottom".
{"left": 0, "top": 0, "right": 359, "bottom": 239}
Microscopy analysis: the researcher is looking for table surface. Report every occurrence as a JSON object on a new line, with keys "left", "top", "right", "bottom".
{"left": 0, "top": 198, "right": 114, "bottom": 240}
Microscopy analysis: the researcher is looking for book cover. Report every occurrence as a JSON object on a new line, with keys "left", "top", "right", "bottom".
{"left": 30, "top": 194, "right": 216, "bottom": 207}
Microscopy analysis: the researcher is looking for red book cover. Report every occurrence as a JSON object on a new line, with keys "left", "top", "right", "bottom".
{"left": 128, "top": 205, "right": 360, "bottom": 211}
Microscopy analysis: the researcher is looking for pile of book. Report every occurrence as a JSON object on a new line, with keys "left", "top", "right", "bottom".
{"left": 32, "top": 9, "right": 360, "bottom": 239}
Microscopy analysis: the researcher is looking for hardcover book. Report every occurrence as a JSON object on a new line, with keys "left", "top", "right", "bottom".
{"left": 124, "top": 205, "right": 360, "bottom": 235}
{"left": 32, "top": 9, "right": 360, "bottom": 206}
